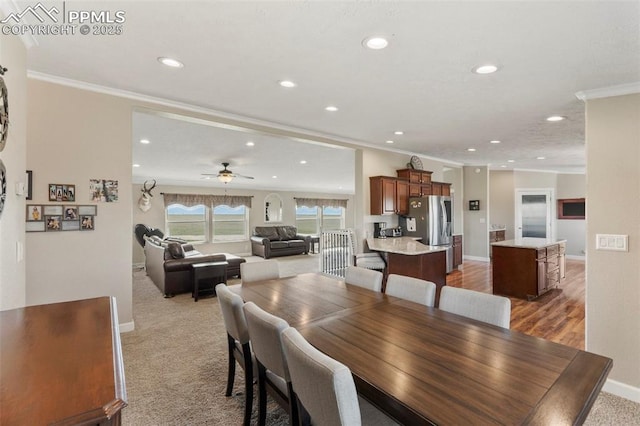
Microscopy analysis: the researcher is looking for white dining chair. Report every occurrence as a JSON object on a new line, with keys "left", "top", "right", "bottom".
{"left": 439, "top": 286, "right": 511, "bottom": 329}
{"left": 282, "top": 327, "right": 398, "bottom": 426}
{"left": 385, "top": 274, "right": 436, "bottom": 307}
{"left": 241, "top": 259, "right": 280, "bottom": 283}
{"left": 243, "top": 302, "right": 297, "bottom": 426}
{"left": 344, "top": 266, "right": 383, "bottom": 292}
{"left": 215, "top": 283, "right": 254, "bottom": 426}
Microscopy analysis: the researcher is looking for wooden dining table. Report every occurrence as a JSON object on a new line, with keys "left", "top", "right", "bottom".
{"left": 233, "top": 273, "right": 612, "bottom": 425}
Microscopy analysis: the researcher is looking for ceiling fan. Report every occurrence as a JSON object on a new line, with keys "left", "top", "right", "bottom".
{"left": 202, "top": 162, "right": 255, "bottom": 184}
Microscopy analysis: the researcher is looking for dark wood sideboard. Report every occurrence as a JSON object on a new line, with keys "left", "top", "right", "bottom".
{"left": 0, "top": 297, "right": 127, "bottom": 425}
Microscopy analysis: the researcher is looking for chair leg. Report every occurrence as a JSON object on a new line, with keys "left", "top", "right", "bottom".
{"left": 225, "top": 334, "right": 235, "bottom": 397}
{"left": 257, "top": 362, "right": 268, "bottom": 426}
{"left": 287, "top": 382, "right": 300, "bottom": 426}
{"left": 242, "top": 342, "right": 254, "bottom": 426}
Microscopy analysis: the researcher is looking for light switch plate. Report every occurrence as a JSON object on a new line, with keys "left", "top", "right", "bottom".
{"left": 596, "top": 234, "right": 628, "bottom": 252}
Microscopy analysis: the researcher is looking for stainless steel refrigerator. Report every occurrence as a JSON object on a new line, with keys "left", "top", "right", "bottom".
{"left": 399, "top": 196, "right": 454, "bottom": 273}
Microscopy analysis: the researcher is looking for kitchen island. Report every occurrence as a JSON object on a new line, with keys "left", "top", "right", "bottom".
{"left": 367, "top": 237, "right": 447, "bottom": 304}
{"left": 492, "top": 238, "right": 566, "bottom": 300}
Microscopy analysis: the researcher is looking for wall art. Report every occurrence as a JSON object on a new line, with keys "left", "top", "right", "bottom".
{"left": 90, "top": 179, "right": 118, "bottom": 202}
{"left": 49, "top": 184, "right": 75, "bottom": 202}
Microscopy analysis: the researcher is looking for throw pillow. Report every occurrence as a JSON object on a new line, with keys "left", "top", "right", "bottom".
{"left": 167, "top": 242, "right": 185, "bottom": 259}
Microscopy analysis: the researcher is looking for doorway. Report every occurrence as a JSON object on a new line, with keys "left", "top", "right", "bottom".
{"left": 515, "top": 189, "right": 554, "bottom": 239}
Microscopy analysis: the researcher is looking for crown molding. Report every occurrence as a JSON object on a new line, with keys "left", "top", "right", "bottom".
{"left": 27, "top": 70, "right": 463, "bottom": 167}
{"left": 0, "top": 0, "right": 38, "bottom": 49}
{"left": 575, "top": 82, "right": 640, "bottom": 101}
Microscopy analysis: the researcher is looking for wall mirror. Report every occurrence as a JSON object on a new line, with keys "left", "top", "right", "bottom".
{"left": 265, "top": 193, "right": 283, "bottom": 223}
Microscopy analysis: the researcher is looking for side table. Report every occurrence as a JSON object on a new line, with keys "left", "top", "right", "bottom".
{"left": 309, "top": 235, "right": 320, "bottom": 254}
{"left": 192, "top": 261, "right": 228, "bottom": 302}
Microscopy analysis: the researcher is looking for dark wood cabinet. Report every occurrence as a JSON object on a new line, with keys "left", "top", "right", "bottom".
{"left": 452, "top": 235, "right": 463, "bottom": 269}
{"left": 0, "top": 297, "right": 127, "bottom": 425}
{"left": 370, "top": 176, "right": 409, "bottom": 215}
{"left": 492, "top": 242, "right": 566, "bottom": 300}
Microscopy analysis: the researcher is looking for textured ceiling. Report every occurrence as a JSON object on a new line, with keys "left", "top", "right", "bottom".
{"left": 11, "top": 1, "right": 640, "bottom": 191}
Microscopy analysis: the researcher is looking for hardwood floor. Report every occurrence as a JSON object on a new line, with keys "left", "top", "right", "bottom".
{"left": 446, "top": 259, "right": 585, "bottom": 350}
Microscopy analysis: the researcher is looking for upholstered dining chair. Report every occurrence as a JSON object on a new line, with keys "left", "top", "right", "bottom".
{"left": 385, "top": 274, "right": 437, "bottom": 307}
{"left": 242, "top": 302, "right": 298, "bottom": 426}
{"left": 215, "top": 284, "right": 254, "bottom": 426}
{"left": 281, "top": 327, "right": 398, "bottom": 426}
{"left": 241, "top": 259, "right": 280, "bottom": 283}
{"left": 439, "top": 286, "right": 511, "bottom": 329}
{"left": 344, "top": 266, "right": 383, "bottom": 292}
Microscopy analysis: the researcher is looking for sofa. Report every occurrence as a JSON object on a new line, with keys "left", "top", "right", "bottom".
{"left": 143, "top": 235, "right": 246, "bottom": 297}
{"left": 250, "top": 226, "right": 311, "bottom": 259}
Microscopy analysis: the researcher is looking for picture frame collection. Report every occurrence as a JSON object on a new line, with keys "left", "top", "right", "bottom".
{"left": 26, "top": 204, "right": 96, "bottom": 232}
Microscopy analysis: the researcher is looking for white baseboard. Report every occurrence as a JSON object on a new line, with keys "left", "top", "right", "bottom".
{"left": 603, "top": 378, "right": 640, "bottom": 403}
{"left": 566, "top": 255, "right": 586, "bottom": 261}
{"left": 463, "top": 255, "right": 490, "bottom": 262}
{"left": 119, "top": 321, "right": 135, "bottom": 333}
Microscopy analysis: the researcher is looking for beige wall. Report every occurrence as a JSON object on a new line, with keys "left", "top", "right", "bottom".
{"left": 463, "top": 166, "right": 489, "bottom": 259}
{"left": 585, "top": 93, "right": 640, "bottom": 399}
{"left": 132, "top": 184, "right": 355, "bottom": 264}
{"left": 557, "top": 174, "right": 586, "bottom": 257}
{"left": 27, "top": 80, "right": 134, "bottom": 325}
{"left": 0, "top": 30, "right": 27, "bottom": 310}
{"left": 489, "top": 171, "right": 515, "bottom": 240}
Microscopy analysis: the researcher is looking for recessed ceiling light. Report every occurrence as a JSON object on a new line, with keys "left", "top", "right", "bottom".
{"left": 203, "top": 176, "right": 211, "bottom": 180}
{"left": 467, "top": 148, "right": 476, "bottom": 152}
{"left": 500, "top": 165, "right": 507, "bottom": 168}
{"left": 386, "top": 140, "right": 394, "bottom": 144}
{"left": 325, "top": 106, "right": 338, "bottom": 112}
{"left": 472, "top": 64, "right": 498, "bottom": 74}
{"left": 546, "top": 115, "right": 565, "bottom": 122}
{"left": 489, "top": 140, "right": 501, "bottom": 144}
{"left": 132, "top": 164, "right": 140, "bottom": 168}
{"left": 272, "top": 175, "right": 277, "bottom": 179}
{"left": 537, "top": 156, "right": 546, "bottom": 160}
{"left": 279, "top": 80, "right": 296, "bottom": 88}
{"left": 140, "top": 139, "right": 150, "bottom": 144}
{"left": 157, "top": 57, "right": 184, "bottom": 68}
{"left": 363, "top": 36, "right": 389, "bottom": 50}
{"left": 300, "top": 160, "right": 307, "bottom": 164}
{"left": 507, "top": 159, "right": 515, "bottom": 163}
{"left": 394, "top": 131, "right": 404, "bottom": 135}
{"left": 246, "top": 141, "right": 255, "bottom": 147}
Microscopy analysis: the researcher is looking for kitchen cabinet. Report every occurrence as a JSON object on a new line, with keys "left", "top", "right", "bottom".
{"left": 370, "top": 176, "right": 409, "bottom": 215}
{"left": 492, "top": 240, "right": 566, "bottom": 300}
{"left": 452, "top": 235, "right": 463, "bottom": 269}
{"left": 398, "top": 169, "right": 433, "bottom": 197}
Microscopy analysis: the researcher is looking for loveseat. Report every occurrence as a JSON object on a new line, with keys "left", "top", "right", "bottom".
{"left": 143, "top": 235, "right": 246, "bottom": 297}
{"left": 250, "top": 226, "right": 311, "bottom": 259}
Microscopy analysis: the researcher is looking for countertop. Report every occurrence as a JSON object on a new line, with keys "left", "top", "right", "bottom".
{"left": 491, "top": 238, "right": 567, "bottom": 249}
{"left": 367, "top": 237, "right": 448, "bottom": 255}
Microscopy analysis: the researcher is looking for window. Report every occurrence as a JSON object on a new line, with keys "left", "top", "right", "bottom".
{"left": 295, "top": 205, "right": 345, "bottom": 235}
{"left": 212, "top": 205, "right": 249, "bottom": 241}
{"left": 165, "top": 203, "right": 249, "bottom": 243}
{"left": 166, "top": 204, "right": 207, "bottom": 242}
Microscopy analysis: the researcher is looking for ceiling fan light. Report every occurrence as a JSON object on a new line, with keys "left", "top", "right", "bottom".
{"left": 218, "top": 174, "right": 233, "bottom": 183}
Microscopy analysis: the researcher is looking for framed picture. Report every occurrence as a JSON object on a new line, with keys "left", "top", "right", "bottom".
{"left": 26, "top": 170, "right": 33, "bottom": 200}
{"left": 43, "top": 205, "right": 63, "bottom": 215}
{"left": 63, "top": 206, "right": 78, "bottom": 221}
{"left": 26, "top": 204, "right": 43, "bottom": 221}
{"left": 78, "top": 205, "right": 97, "bottom": 216}
{"left": 80, "top": 215, "right": 95, "bottom": 230}
{"left": 45, "top": 215, "right": 62, "bottom": 231}
{"left": 26, "top": 221, "right": 45, "bottom": 232}
{"left": 48, "top": 184, "right": 75, "bottom": 202}
{"left": 469, "top": 200, "right": 480, "bottom": 211}
{"left": 90, "top": 179, "right": 118, "bottom": 202}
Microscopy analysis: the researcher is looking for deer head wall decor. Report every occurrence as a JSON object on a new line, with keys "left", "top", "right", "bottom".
{"left": 138, "top": 179, "right": 156, "bottom": 212}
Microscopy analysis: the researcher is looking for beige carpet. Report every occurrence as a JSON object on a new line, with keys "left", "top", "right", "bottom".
{"left": 121, "top": 254, "right": 639, "bottom": 425}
